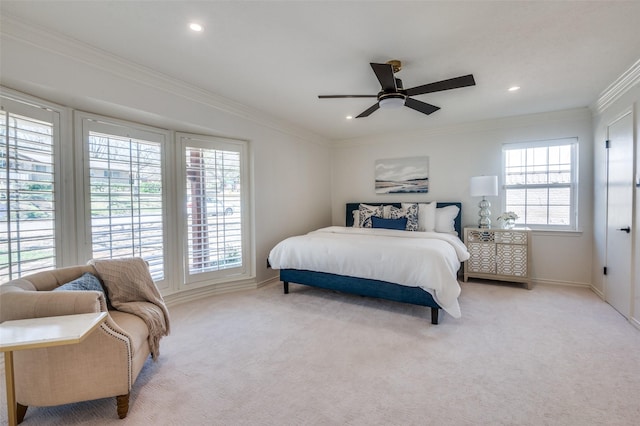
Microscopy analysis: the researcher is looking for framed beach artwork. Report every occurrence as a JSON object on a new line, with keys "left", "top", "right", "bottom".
{"left": 375, "top": 156, "right": 429, "bottom": 194}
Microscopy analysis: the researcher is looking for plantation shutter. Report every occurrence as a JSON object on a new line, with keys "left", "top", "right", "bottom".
{"left": 82, "top": 117, "right": 166, "bottom": 281}
{"left": 0, "top": 99, "right": 58, "bottom": 282}
{"left": 179, "top": 133, "right": 248, "bottom": 285}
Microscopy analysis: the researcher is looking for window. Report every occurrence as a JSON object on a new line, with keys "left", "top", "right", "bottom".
{"left": 178, "top": 133, "right": 249, "bottom": 285}
{"left": 503, "top": 138, "right": 578, "bottom": 230}
{"left": 1, "top": 96, "right": 59, "bottom": 283}
{"left": 1, "top": 89, "right": 253, "bottom": 293}
{"left": 78, "top": 114, "right": 169, "bottom": 283}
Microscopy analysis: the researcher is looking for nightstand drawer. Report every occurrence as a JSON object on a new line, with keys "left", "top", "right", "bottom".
{"left": 466, "top": 230, "right": 495, "bottom": 243}
{"left": 495, "top": 231, "right": 528, "bottom": 245}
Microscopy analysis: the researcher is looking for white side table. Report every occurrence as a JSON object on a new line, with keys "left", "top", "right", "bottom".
{"left": 0, "top": 312, "right": 107, "bottom": 426}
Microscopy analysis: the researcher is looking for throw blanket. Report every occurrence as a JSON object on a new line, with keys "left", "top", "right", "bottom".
{"left": 89, "top": 257, "right": 170, "bottom": 360}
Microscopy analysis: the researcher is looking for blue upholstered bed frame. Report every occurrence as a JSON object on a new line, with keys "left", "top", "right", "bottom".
{"left": 280, "top": 202, "right": 462, "bottom": 325}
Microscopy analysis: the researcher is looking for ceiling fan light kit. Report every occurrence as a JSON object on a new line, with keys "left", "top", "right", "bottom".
{"left": 319, "top": 60, "right": 475, "bottom": 118}
{"left": 379, "top": 95, "right": 405, "bottom": 109}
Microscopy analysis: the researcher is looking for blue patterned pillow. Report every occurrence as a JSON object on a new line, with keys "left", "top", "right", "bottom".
{"left": 404, "top": 203, "right": 419, "bottom": 231}
{"left": 389, "top": 206, "right": 405, "bottom": 218}
{"left": 391, "top": 204, "right": 419, "bottom": 231}
{"left": 54, "top": 272, "right": 106, "bottom": 297}
{"left": 371, "top": 216, "right": 408, "bottom": 230}
{"left": 358, "top": 204, "right": 383, "bottom": 228}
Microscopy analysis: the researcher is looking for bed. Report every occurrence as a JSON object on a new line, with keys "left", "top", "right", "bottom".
{"left": 268, "top": 202, "right": 467, "bottom": 324}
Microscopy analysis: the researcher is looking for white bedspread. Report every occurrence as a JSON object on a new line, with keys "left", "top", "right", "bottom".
{"left": 268, "top": 226, "right": 470, "bottom": 318}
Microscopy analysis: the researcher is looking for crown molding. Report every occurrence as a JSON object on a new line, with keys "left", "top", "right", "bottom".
{"left": 0, "top": 15, "right": 329, "bottom": 146}
{"left": 592, "top": 58, "right": 640, "bottom": 114}
{"left": 332, "top": 107, "right": 591, "bottom": 148}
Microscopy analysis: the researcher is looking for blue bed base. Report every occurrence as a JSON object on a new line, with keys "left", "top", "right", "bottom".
{"left": 280, "top": 202, "right": 462, "bottom": 325}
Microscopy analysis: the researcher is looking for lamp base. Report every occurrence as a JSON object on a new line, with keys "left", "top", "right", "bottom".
{"left": 478, "top": 198, "right": 492, "bottom": 228}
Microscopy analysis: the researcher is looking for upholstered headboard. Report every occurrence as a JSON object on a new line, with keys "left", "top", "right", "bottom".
{"left": 345, "top": 202, "right": 463, "bottom": 237}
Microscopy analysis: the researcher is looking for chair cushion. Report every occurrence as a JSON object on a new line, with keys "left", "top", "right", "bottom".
{"left": 109, "top": 310, "right": 150, "bottom": 356}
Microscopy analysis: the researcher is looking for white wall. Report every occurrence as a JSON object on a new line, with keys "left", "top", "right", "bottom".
{"left": 0, "top": 18, "right": 332, "bottom": 290}
{"left": 592, "top": 75, "right": 640, "bottom": 327}
{"left": 331, "top": 108, "right": 594, "bottom": 287}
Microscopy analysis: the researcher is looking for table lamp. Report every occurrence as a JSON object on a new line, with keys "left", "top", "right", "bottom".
{"left": 470, "top": 175, "right": 498, "bottom": 228}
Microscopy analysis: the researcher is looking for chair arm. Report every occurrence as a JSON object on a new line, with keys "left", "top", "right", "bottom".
{"left": 0, "top": 290, "right": 107, "bottom": 322}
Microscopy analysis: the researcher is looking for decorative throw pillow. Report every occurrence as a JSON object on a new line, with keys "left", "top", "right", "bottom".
{"left": 389, "top": 206, "right": 406, "bottom": 219}
{"left": 358, "top": 204, "right": 383, "bottom": 228}
{"left": 54, "top": 272, "right": 109, "bottom": 302}
{"left": 397, "top": 203, "right": 419, "bottom": 231}
{"left": 371, "top": 216, "right": 407, "bottom": 231}
{"left": 371, "top": 216, "right": 408, "bottom": 230}
{"left": 435, "top": 205, "right": 460, "bottom": 235}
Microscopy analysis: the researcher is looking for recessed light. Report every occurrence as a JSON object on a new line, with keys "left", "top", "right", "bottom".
{"left": 189, "top": 23, "right": 203, "bottom": 32}
{"left": 508, "top": 86, "right": 520, "bottom": 92}
{"left": 346, "top": 115, "right": 353, "bottom": 120}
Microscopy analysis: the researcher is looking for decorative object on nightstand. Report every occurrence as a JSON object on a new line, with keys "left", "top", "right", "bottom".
{"left": 463, "top": 227, "right": 532, "bottom": 289}
{"left": 470, "top": 175, "right": 498, "bottom": 228}
{"left": 496, "top": 211, "right": 519, "bottom": 229}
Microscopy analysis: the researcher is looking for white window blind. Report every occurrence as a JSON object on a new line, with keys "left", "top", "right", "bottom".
{"left": 503, "top": 138, "right": 578, "bottom": 229}
{"left": 83, "top": 119, "right": 166, "bottom": 281}
{"left": 0, "top": 103, "right": 58, "bottom": 283}
{"left": 180, "top": 133, "right": 247, "bottom": 283}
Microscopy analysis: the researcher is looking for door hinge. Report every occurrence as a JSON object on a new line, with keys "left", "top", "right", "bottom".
{"left": 604, "top": 266, "right": 607, "bottom": 275}
{"left": 605, "top": 139, "right": 610, "bottom": 149}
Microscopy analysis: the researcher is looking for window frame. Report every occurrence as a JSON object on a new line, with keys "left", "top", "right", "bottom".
{"left": 75, "top": 111, "right": 174, "bottom": 292}
{"left": 176, "top": 132, "right": 252, "bottom": 289}
{"left": 502, "top": 137, "right": 579, "bottom": 231}
{"left": 0, "top": 90, "right": 74, "bottom": 282}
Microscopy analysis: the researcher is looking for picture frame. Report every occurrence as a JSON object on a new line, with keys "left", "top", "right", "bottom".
{"left": 375, "top": 156, "right": 429, "bottom": 194}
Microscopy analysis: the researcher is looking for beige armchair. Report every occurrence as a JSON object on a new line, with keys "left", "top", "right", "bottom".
{"left": 0, "top": 265, "right": 152, "bottom": 422}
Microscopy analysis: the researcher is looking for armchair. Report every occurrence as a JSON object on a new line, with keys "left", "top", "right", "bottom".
{"left": 0, "top": 265, "right": 153, "bottom": 422}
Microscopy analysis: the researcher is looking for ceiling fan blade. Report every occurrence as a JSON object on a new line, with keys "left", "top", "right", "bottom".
{"left": 370, "top": 63, "right": 397, "bottom": 92}
{"left": 405, "top": 74, "right": 476, "bottom": 96}
{"left": 405, "top": 97, "right": 440, "bottom": 115}
{"left": 356, "top": 103, "right": 380, "bottom": 118}
{"left": 318, "top": 95, "right": 377, "bottom": 99}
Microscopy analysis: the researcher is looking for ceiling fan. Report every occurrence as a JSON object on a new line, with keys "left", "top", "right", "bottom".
{"left": 318, "top": 60, "right": 476, "bottom": 118}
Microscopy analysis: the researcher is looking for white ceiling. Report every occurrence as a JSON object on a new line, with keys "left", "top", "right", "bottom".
{"left": 2, "top": 1, "right": 640, "bottom": 141}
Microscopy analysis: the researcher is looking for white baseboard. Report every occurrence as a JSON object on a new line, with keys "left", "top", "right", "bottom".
{"left": 164, "top": 280, "right": 257, "bottom": 306}
{"left": 630, "top": 316, "right": 640, "bottom": 331}
{"left": 164, "top": 275, "right": 280, "bottom": 306}
{"left": 257, "top": 275, "right": 280, "bottom": 288}
{"left": 532, "top": 278, "right": 591, "bottom": 288}
{"left": 590, "top": 285, "right": 605, "bottom": 300}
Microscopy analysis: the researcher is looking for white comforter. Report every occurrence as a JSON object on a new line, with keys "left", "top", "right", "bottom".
{"left": 268, "top": 226, "right": 470, "bottom": 318}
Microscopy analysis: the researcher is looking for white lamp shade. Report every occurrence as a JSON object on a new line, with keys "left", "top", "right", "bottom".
{"left": 470, "top": 175, "right": 498, "bottom": 197}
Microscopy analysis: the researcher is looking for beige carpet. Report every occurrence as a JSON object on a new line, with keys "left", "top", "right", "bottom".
{"left": 2, "top": 280, "right": 640, "bottom": 425}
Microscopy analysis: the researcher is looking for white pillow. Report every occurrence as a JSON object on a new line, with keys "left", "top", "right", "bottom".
{"left": 435, "top": 205, "right": 460, "bottom": 235}
{"left": 419, "top": 202, "right": 437, "bottom": 232}
{"left": 402, "top": 202, "right": 436, "bottom": 232}
{"left": 382, "top": 205, "right": 392, "bottom": 219}
{"left": 352, "top": 210, "right": 360, "bottom": 228}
